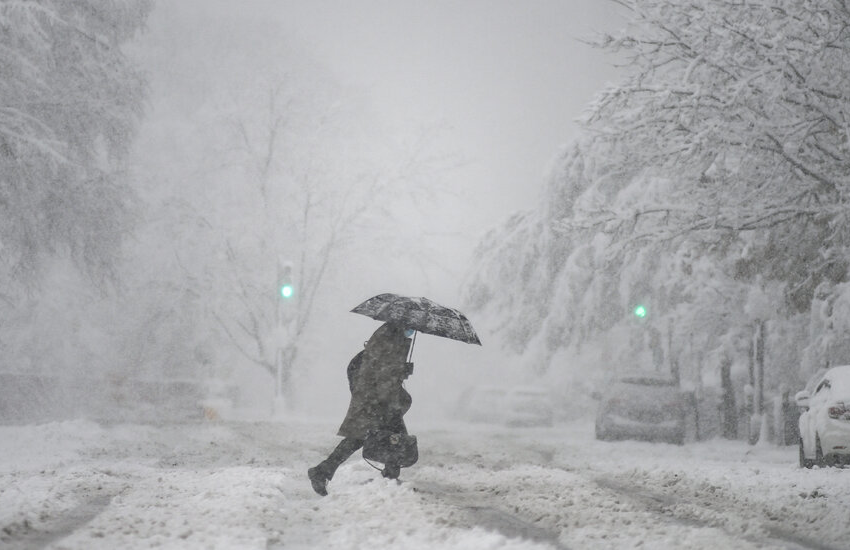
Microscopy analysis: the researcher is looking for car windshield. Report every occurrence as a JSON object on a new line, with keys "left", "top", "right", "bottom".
{"left": 804, "top": 368, "right": 829, "bottom": 393}
{"left": 823, "top": 366, "right": 850, "bottom": 396}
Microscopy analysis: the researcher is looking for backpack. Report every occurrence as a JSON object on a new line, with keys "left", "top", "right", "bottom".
{"left": 346, "top": 350, "right": 365, "bottom": 392}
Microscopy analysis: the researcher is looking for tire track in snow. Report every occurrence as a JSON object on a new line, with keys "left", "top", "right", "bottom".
{"left": 594, "top": 477, "right": 841, "bottom": 550}
{"left": 1, "top": 494, "right": 114, "bottom": 550}
{"left": 413, "top": 480, "right": 571, "bottom": 550}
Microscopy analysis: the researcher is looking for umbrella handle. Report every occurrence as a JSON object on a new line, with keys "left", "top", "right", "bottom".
{"left": 407, "top": 331, "right": 417, "bottom": 363}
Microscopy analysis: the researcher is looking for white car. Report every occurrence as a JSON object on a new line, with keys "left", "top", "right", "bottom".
{"left": 796, "top": 365, "right": 850, "bottom": 468}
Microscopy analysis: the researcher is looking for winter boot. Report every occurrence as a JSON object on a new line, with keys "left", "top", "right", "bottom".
{"left": 307, "top": 466, "right": 329, "bottom": 496}
{"left": 381, "top": 463, "right": 400, "bottom": 480}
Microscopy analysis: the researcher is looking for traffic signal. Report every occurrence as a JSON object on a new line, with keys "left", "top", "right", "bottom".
{"left": 278, "top": 263, "right": 294, "bottom": 299}
{"left": 633, "top": 304, "right": 647, "bottom": 318}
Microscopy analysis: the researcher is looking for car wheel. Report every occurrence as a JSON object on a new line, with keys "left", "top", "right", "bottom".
{"left": 815, "top": 435, "right": 825, "bottom": 467}
{"left": 816, "top": 435, "right": 838, "bottom": 467}
{"left": 799, "top": 438, "right": 813, "bottom": 469}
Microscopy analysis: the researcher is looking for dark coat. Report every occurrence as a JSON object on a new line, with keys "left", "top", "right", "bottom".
{"left": 337, "top": 323, "right": 412, "bottom": 439}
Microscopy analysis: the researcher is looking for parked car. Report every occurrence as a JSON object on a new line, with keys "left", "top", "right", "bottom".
{"left": 456, "top": 385, "right": 554, "bottom": 427}
{"left": 796, "top": 365, "right": 850, "bottom": 468}
{"left": 594, "top": 372, "right": 688, "bottom": 445}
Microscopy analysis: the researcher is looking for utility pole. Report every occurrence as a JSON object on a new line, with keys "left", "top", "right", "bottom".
{"left": 748, "top": 319, "right": 766, "bottom": 444}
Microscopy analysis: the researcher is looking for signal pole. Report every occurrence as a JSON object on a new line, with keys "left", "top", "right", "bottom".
{"left": 275, "top": 259, "right": 294, "bottom": 414}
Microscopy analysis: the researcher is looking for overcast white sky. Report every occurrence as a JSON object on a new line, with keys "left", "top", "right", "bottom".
{"left": 143, "top": 1, "right": 625, "bottom": 220}
{"left": 136, "top": 0, "right": 626, "bottom": 297}
{"left": 276, "top": 0, "right": 625, "bottom": 225}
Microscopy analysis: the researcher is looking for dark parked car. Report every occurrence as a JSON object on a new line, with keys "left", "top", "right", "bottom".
{"left": 595, "top": 372, "right": 688, "bottom": 445}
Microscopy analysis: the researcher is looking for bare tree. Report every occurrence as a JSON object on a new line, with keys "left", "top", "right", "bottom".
{"left": 202, "top": 75, "right": 458, "bottom": 408}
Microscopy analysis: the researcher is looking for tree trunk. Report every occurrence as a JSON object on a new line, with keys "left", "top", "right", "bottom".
{"left": 755, "top": 320, "right": 765, "bottom": 416}
{"left": 720, "top": 357, "right": 737, "bottom": 439}
{"left": 668, "top": 320, "right": 679, "bottom": 382}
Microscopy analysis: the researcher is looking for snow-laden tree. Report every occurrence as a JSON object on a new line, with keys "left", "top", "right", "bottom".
{"left": 465, "top": 0, "right": 850, "bottom": 429}
{"left": 573, "top": 0, "right": 850, "bottom": 306}
{"left": 569, "top": 0, "right": 850, "bottom": 391}
{"left": 464, "top": 142, "right": 630, "bottom": 370}
{"left": 0, "top": 0, "right": 153, "bottom": 291}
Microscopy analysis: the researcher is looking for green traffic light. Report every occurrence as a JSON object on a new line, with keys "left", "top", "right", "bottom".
{"left": 634, "top": 305, "right": 647, "bottom": 318}
{"left": 281, "top": 284, "right": 293, "bottom": 298}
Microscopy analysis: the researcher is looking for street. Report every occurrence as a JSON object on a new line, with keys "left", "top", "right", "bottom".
{"left": 2, "top": 418, "right": 849, "bottom": 549}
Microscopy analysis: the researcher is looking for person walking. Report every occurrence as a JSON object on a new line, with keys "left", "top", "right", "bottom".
{"left": 307, "top": 322, "right": 414, "bottom": 496}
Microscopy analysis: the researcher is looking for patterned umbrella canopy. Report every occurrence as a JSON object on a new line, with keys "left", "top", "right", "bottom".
{"left": 351, "top": 293, "right": 482, "bottom": 345}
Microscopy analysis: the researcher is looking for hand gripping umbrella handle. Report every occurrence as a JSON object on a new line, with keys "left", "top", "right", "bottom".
{"left": 406, "top": 331, "right": 417, "bottom": 363}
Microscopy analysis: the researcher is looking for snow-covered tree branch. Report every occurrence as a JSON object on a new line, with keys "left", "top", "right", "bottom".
{"left": 577, "top": 0, "right": 850, "bottom": 248}
{"left": 0, "top": 0, "right": 153, "bottom": 289}
{"left": 465, "top": 0, "right": 850, "bottom": 403}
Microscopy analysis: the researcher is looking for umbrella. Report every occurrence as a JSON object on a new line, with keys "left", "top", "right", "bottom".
{"left": 351, "top": 293, "right": 482, "bottom": 346}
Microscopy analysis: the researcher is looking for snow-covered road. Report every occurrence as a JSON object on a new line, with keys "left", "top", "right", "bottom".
{"left": 2, "top": 418, "right": 849, "bottom": 549}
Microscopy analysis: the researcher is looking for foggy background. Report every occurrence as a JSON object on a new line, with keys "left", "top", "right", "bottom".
{"left": 111, "top": 0, "right": 623, "bottom": 424}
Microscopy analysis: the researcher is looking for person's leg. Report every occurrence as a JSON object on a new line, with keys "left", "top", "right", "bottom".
{"left": 319, "top": 437, "right": 364, "bottom": 477}
{"left": 308, "top": 437, "right": 364, "bottom": 496}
